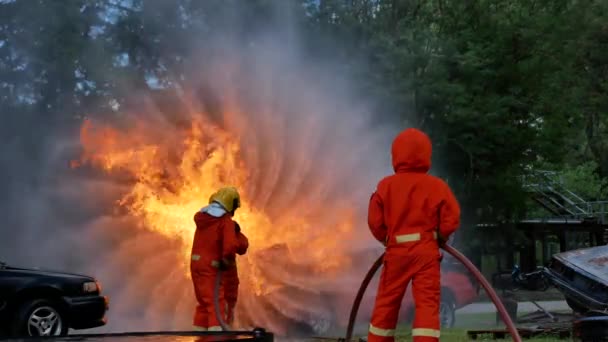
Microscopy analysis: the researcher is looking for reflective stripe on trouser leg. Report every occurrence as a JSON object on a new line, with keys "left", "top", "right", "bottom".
{"left": 412, "top": 255, "right": 441, "bottom": 342}
{"left": 368, "top": 253, "right": 414, "bottom": 342}
{"left": 369, "top": 324, "right": 395, "bottom": 337}
{"left": 208, "top": 326, "right": 223, "bottom": 331}
{"left": 412, "top": 328, "right": 440, "bottom": 338}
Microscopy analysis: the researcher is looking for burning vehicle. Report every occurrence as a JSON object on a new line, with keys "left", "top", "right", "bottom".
{"left": 543, "top": 245, "right": 608, "bottom": 315}
{"left": 241, "top": 244, "right": 480, "bottom": 336}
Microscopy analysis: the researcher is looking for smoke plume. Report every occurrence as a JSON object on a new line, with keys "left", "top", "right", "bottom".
{"left": 0, "top": 1, "right": 404, "bottom": 337}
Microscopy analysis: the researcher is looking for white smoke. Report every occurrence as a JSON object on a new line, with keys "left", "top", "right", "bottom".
{"left": 0, "top": 1, "right": 404, "bottom": 338}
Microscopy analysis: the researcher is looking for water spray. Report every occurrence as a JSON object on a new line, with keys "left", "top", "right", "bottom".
{"left": 344, "top": 244, "right": 522, "bottom": 342}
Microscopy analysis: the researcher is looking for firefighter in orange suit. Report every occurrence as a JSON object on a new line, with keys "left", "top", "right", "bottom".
{"left": 367, "top": 128, "right": 461, "bottom": 342}
{"left": 223, "top": 221, "right": 249, "bottom": 325}
{"left": 190, "top": 186, "right": 241, "bottom": 331}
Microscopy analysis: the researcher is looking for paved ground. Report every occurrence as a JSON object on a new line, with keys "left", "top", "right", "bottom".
{"left": 457, "top": 300, "right": 570, "bottom": 314}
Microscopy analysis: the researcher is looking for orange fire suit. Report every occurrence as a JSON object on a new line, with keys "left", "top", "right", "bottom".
{"left": 367, "top": 128, "right": 461, "bottom": 342}
{"left": 223, "top": 224, "right": 249, "bottom": 324}
{"left": 190, "top": 203, "right": 239, "bottom": 331}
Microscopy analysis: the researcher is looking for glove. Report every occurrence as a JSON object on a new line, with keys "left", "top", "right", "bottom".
{"left": 234, "top": 222, "right": 241, "bottom": 233}
{"left": 218, "top": 259, "right": 230, "bottom": 271}
{"left": 437, "top": 231, "right": 447, "bottom": 247}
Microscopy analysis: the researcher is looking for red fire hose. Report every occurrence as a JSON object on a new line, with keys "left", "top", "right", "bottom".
{"left": 214, "top": 269, "right": 231, "bottom": 331}
{"left": 344, "top": 244, "right": 522, "bottom": 342}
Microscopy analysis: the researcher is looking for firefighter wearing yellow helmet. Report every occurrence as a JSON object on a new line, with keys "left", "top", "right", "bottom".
{"left": 209, "top": 186, "right": 241, "bottom": 215}
{"left": 190, "top": 186, "right": 244, "bottom": 331}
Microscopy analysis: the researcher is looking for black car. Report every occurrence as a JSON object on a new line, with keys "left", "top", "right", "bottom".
{"left": 0, "top": 260, "right": 108, "bottom": 337}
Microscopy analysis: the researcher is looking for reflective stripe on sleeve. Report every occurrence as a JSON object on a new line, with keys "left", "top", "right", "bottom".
{"left": 412, "top": 328, "right": 440, "bottom": 338}
{"left": 191, "top": 254, "right": 201, "bottom": 261}
{"left": 369, "top": 324, "right": 395, "bottom": 337}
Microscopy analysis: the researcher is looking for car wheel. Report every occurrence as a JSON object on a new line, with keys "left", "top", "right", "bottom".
{"left": 10, "top": 299, "right": 68, "bottom": 337}
{"left": 439, "top": 296, "right": 456, "bottom": 328}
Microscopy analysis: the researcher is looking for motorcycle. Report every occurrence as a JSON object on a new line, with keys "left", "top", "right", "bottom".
{"left": 511, "top": 264, "right": 551, "bottom": 291}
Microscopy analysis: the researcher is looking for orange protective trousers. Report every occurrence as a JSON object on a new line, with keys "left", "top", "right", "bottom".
{"left": 223, "top": 267, "right": 239, "bottom": 324}
{"left": 192, "top": 267, "right": 226, "bottom": 331}
{"left": 367, "top": 128, "right": 461, "bottom": 342}
{"left": 369, "top": 239, "right": 442, "bottom": 342}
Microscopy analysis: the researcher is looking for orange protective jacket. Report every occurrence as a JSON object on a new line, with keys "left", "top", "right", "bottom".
{"left": 191, "top": 211, "right": 239, "bottom": 271}
{"left": 368, "top": 128, "right": 460, "bottom": 251}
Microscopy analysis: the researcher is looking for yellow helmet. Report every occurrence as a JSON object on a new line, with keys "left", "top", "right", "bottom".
{"left": 209, "top": 186, "right": 241, "bottom": 213}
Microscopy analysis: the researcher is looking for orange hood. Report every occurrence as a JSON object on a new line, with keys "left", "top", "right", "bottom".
{"left": 391, "top": 128, "right": 432, "bottom": 173}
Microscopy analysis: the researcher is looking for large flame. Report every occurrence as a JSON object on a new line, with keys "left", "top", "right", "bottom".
{"left": 68, "top": 49, "right": 396, "bottom": 335}
{"left": 75, "top": 114, "right": 354, "bottom": 270}
{"left": 73, "top": 104, "right": 360, "bottom": 334}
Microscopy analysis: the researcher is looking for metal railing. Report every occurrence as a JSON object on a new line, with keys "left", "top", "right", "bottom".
{"left": 522, "top": 170, "right": 608, "bottom": 224}
{"left": 585, "top": 201, "right": 608, "bottom": 224}
{"left": 522, "top": 202, "right": 608, "bottom": 223}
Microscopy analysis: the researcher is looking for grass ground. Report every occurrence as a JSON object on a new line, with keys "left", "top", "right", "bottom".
{"left": 393, "top": 329, "right": 564, "bottom": 341}
{"left": 395, "top": 329, "right": 560, "bottom": 341}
